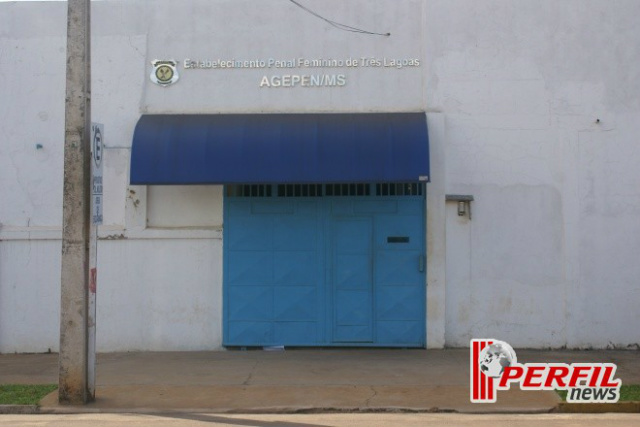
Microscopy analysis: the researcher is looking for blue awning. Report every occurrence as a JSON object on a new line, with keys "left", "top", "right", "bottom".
{"left": 130, "top": 113, "right": 429, "bottom": 185}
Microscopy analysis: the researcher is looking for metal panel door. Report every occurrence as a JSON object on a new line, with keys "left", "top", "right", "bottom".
{"left": 224, "top": 199, "right": 323, "bottom": 346}
{"left": 331, "top": 217, "right": 374, "bottom": 342}
{"left": 224, "top": 183, "right": 426, "bottom": 347}
{"left": 374, "top": 200, "right": 425, "bottom": 345}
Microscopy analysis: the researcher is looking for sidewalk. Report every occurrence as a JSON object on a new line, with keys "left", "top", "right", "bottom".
{"left": 1, "top": 349, "right": 638, "bottom": 413}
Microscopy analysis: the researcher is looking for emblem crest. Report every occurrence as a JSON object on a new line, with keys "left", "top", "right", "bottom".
{"left": 150, "top": 60, "right": 179, "bottom": 86}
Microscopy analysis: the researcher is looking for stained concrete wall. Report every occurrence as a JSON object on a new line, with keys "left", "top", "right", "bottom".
{"left": 1, "top": 0, "right": 639, "bottom": 351}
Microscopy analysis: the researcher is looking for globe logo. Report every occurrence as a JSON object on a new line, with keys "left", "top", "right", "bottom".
{"left": 478, "top": 340, "right": 517, "bottom": 378}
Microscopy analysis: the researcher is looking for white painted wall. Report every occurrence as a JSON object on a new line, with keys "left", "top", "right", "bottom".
{"left": 1, "top": 0, "right": 639, "bottom": 352}
{"left": 431, "top": 0, "right": 640, "bottom": 349}
{"left": 147, "top": 186, "right": 223, "bottom": 228}
{"left": 140, "top": 0, "right": 425, "bottom": 114}
{"left": 0, "top": 240, "right": 61, "bottom": 353}
{"left": 96, "top": 238, "right": 223, "bottom": 351}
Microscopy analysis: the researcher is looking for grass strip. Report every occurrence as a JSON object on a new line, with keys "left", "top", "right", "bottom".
{"left": 556, "top": 385, "right": 640, "bottom": 402}
{"left": 0, "top": 384, "right": 57, "bottom": 405}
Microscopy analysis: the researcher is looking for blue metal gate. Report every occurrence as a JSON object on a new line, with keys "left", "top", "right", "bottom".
{"left": 223, "top": 183, "right": 425, "bottom": 347}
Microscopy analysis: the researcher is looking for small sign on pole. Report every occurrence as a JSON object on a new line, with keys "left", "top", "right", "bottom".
{"left": 91, "top": 123, "right": 103, "bottom": 225}
{"left": 88, "top": 122, "right": 103, "bottom": 398}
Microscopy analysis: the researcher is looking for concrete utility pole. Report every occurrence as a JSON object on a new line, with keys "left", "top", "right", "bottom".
{"left": 59, "top": 0, "right": 92, "bottom": 404}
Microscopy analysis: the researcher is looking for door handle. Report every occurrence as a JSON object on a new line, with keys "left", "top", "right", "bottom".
{"left": 418, "top": 254, "right": 425, "bottom": 272}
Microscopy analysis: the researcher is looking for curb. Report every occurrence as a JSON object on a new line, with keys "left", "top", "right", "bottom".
{"left": 30, "top": 405, "right": 557, "bottom": 415}
{"left": 37, "top": 406, "right": 452, "bottom": 415}
{"left": 554, "top": 402, "right": 640, "bottom": 413}
{"left": 34, "top": 406, "right": 548, "bottom": 415}
{"left": 0, "top": 405, "right": 39, "bottom": 415}
{"left": 36, "top": 404, "right": 640, "bottom": 415}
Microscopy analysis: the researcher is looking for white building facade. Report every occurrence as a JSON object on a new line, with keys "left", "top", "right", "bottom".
{"left": 1, "top": 0, "right": 639, "bottom": 352}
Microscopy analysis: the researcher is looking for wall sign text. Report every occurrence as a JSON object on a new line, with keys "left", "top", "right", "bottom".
{"left": 181, "top": 56, "right": 421, "bottom": 88}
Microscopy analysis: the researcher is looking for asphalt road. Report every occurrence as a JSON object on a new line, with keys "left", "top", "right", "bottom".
{"left": 1, "top": 413, "right": 639, "bottom": 427}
